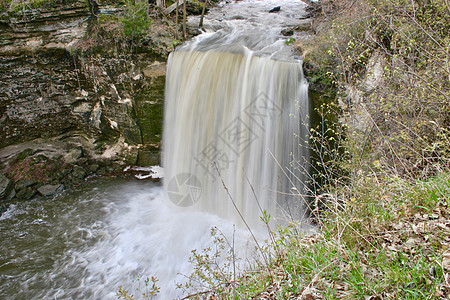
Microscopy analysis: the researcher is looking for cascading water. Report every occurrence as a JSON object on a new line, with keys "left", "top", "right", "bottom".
{"left": 163, "top": 1, "right": 310, "bottom": 228}
{"left": 0, "top": 0, "right": 311, "bottom": 299}
{"left": 164, "top": 51, "right": 309, "bottom": 227}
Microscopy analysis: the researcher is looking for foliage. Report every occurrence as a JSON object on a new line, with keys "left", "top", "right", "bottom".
{"left": 304, "top": 0, "right": 449, "bottom": 182}
{"left": 176, "top": 227, "right": 246, "bottom": 299}
{"left": 2, "top": 0, "right": 55, "bottom": 15}
{"left": 306, "top": 97, "right": 351, "bottom": 195}
{"left": 117, "top": 275, "right": 160, "bottom": 300}
{"left": 181, "top": 173, "right": 449, "bottom": 299}
{"left": 75, "top": 0, "right": 154, "bottom": 52}
{"left": 120, "top": 0, "right": 151, "bottom": 40}
{"left": 285, "top": 37, "right": 296, "bottom": 46}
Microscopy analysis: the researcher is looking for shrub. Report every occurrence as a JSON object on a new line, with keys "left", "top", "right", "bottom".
{"left": 121, "top": 0, "right": 151, "bottom": 41}
{"left": 303, "top": 0, "right": 449, "bottom": 184}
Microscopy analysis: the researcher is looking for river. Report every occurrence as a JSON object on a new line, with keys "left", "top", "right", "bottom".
{"left": 0, "top": 0, "right": 310, "bottom": 298}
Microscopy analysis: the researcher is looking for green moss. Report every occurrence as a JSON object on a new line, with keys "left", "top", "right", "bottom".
{"left": 134, "top": 75, "right": 165, "bottom": 145}
{"left": 16, "top": 148, "right": 33, "bottom": 161}
{"left": 7, "top": 0, "right": 57, "bottom": 15}
{"left": 136, "top": 148, "right": 159, "bottom": 166}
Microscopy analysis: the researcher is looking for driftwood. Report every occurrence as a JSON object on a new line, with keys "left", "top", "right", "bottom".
{"left": 163, "top": 0, "right": 186, "bottom": 14}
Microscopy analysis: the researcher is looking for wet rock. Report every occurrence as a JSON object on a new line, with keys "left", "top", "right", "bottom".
{"left": 61, "top": 166, "right": 72, "bottom": 177}
{"left": 188, "top": 27, "right": 202, "bottom": 36}
{"left": 186, "top": 1, "right": 204, "bottom": 15}
{"left": 7, "top": 189, "right": 16, "bottom": 201}
{"left": 0, "top": 174, "right": 14, "bottom": 200}
{"left": 64, "top": 147, "right": 84, "bottom": 163}
{"left": 0, "top": 203, "right": 8, "bottom": 214}
{"left": 37, "top": 184, "right": 64, "bottom": 197}
{"left": 16, "top": 186, "right": 36, "bottom": 200}
{"left": 78, "top": 157, "right": 88, "bottom": 165}
{"left": 136, "top": 148, "right": 160, "bottom": 166}
{"left": 142, "top": 61, "right": 166, "bottom": 78}
{"left": 269, "top": 6, "right": 281, "bottom": 13}
{"left": 71, "top": 165, "right": 87, "bottom": 180}
{"left": 89, "top": 163, "right": 100, "bottom": 172}
{"left": 96, "top": 167, "right": 107, "bottom": 176}
{"left": 230, "top": 15, "right": 245, "bottom": 20}
{"left": 295, "top": 21, "right": 313, "bottom": 32}
{"left": 15, "top": 179, "right": 36, "bottom": 191}
{"left": 281, "top": 28, "right": 294, "bottom": 36}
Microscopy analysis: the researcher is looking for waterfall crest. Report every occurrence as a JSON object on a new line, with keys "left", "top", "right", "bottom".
{"left": 163, "top": 47, "right": 309, "bottom": 227}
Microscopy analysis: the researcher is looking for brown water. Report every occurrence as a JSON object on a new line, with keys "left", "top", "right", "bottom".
{"left": 0, "top": 178, "right": 257, "bottom": 299}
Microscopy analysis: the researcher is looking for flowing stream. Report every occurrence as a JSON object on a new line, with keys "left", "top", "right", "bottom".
{"left": 0, "top": 0, "right": 310, "bottom": 298}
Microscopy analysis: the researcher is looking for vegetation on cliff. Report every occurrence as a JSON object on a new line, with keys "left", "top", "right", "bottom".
{"left": 304, "top": 0, "right": 448, "bottom": 181}
{"left": 0, "top": 0, "right": 177, "bottom": 208}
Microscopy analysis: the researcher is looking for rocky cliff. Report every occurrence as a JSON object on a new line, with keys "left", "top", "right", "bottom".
{"left": 0, "top": 0, "right": 170, "bottom": 207}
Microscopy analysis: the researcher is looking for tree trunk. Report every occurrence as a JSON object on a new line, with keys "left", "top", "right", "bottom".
{"left": 182, "top": 0, "right": 187, "bottom": 40}
{"left": 199, "top": 0, "right": 207, "bottom": 28}
{"left": 175, "top": 0, "right": 179, "bottom": 39}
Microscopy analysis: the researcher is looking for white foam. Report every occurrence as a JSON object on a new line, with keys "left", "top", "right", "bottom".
{"left": 0, "top": 204, "right": 20, "bottom": 220}
{"left": 44, "top": 185, "right": 261, "bottom": 299}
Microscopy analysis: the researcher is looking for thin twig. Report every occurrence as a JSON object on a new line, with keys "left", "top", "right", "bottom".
{"left": 213, "top": 163, "right": 273, "bottom": 280}
{"left": 180, "top": 289, "right": 213, "bottom": 300}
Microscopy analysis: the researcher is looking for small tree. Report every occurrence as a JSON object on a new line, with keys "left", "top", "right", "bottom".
{"left": 121, "top": 0, "right": 151, "bottom": 41}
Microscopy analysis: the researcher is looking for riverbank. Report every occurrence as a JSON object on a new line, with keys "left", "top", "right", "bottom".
{"left": 181, "top": 172, "right": 449, "bottom": 299}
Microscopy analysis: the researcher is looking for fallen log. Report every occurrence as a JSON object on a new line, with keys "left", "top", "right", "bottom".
{"left": 163, "top": 0, "right": 186, "bottom": 14}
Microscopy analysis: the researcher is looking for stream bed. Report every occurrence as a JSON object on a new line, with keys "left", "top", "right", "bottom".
{"left": 0, "top": 178, "right": 256, "bottom": 299}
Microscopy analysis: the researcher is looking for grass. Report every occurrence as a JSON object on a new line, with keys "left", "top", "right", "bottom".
{"left": 181, "top": 172, "right": 449, "bottom": 299}
{"left": 267, "top": 172, "right": 447, "bottom": 299}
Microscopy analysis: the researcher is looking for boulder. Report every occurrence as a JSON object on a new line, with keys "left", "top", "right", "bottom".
{"left": 89, "top": 163, "right": 100, "bottom": 172}
{"left": 0, "top": 174, "right": 13, "bottom": 200}
{"left": 186, "top": 1, "right": 204, "bottom": 15}
{"left": 70, "top": 165, "right": 88, "bottom": 184}
{"left": 14, "top": 179, "right": 36, "bottom": 200}
{"left": 37, "top": 184, "right": 65, "bottom": 197}
{"left": 16, "top": 187, "right": 36, "bottom": 200}
{"left": 269, "top": 6, "right": 281, "bottom": 13}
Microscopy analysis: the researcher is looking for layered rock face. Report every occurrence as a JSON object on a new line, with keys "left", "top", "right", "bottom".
{"left": 0, "top": 0, "right": 166, "bottom": 205}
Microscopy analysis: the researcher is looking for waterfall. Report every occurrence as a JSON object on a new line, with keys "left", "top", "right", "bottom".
{"left": 163, "top": 44, "right": 309, "bottom": 228}
{"left": 0, "top": 2, "right": 313, "bottom": 299}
